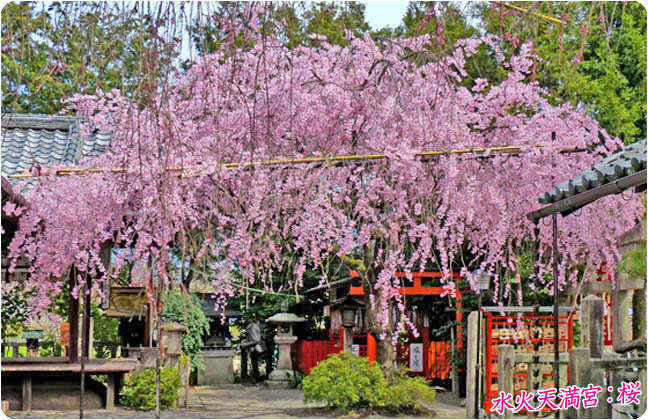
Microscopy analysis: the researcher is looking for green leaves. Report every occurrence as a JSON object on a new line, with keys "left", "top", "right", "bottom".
{"left": 302, "top": 352, "right": 435, "bottom": 412}
{"left": 1, "top": 2, "right": 179, "bottom": 113}
{"left": 303, "top": 352, "right": 389, "bottom": 410}
{"left": 163, "top": 288, "right": 210, "bottom": 371}
{"left": 619, "top": 243, "right": 647, "bottom": 281}
{"left": 475, "top": 1, "right": 646, "bottom": 143}
{"left": 120, "top": 367, "right": 182, "bottom": 411}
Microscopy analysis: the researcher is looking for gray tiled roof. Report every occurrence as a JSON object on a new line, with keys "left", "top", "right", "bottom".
{"left": 539, "top": 139, "right": 647, "bottom": 204}
{"left": 1, "top": 114, "right": 111, "bottom": 188}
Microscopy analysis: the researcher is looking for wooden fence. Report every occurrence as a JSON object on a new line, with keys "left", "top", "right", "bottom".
{"left": 292, "top": 330, "right": 451, "bottom": 379}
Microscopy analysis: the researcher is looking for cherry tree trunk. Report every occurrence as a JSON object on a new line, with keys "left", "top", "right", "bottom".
{"left": 363, "top": 267, "right": 396, "bottom": 382}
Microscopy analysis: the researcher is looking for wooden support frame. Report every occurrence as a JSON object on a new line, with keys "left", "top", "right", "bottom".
{"left": 21, "top": 376, "right": 32, "bottom": 411}
{"left": 106, "top": 374, "right": 116, "bottom": 410}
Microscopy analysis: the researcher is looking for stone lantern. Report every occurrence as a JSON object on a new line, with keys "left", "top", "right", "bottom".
{"left": 266, "top": 310, "right": 305, "bottom": 388}
{"left": 161, "top": 322, "right": 189, "bottom": 407}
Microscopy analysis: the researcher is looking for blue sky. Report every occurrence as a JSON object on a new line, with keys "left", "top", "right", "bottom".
{"left": 363, "top": 2, "right": 409, "bottom": 30}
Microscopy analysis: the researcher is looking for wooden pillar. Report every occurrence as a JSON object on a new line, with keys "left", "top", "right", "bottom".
{"left": 68, "top": 268, "right": 79, "bottom": 364}
{"left": 497, "top": 345, "right": 514, "bottom": 419}
{"left": 22, "top": 376, "right": 32, "bottom": 411}
{"left": 106, "top": 374, "right": 116, "bottom": 410}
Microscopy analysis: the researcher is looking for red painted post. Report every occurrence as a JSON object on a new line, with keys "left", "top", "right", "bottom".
{"left": 455, "top": 285, "right": 464, "bottom": 353}
{"left": 568, "top": 315, "right": 574, "bottom": 349}
{"left": 301, "top": 341, "right": 308, "bottom": 374}
{"left": 443, "top": 341, "right": 451, "bottom": 379}
{"left": 484, "top": 312, "right": 493, "bottom": 413}
{"left": 316, "top": 341, "right": 322, "bottom": 365}
{"left": 299, "top": 341, "right": 306, "bottom": 372}
{"left": 367, "top": 333, "right": 377, "bottom": 363}
{"left": 312, "top": 341, "right": 318, "bottom": 373}
{"left": 311, "top": 341, "right": 318, "bottom": 372}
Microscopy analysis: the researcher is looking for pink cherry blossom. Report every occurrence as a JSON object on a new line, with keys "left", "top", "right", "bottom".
{"left": 5, "top": 7, "right": 643, "bottom": 333}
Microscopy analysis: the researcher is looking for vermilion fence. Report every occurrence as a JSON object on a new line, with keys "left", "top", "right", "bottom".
{"left": 428, "top": 341, "right": 451, "bottom": 380}
{"left": 483, "top": 312, "right": 575, "bottom": 413}
{"left": 292, "top": 329, "right": 452, "bottom": 379}
{"left": 292, "top": 328, "right": 345, "bottom": 375}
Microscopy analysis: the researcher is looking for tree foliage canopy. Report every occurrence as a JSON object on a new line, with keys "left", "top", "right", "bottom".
{"left": 4, "top": 5, "right": 643, "bottom": 341}
{"left": 3, "top": 2, "right": 645, "bottom": 143}
{"left": 474, "top": 1, "right": 646, "bottom": 143}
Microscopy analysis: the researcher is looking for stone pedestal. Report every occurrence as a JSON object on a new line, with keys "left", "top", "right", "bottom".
{"left": 197, "top": 350, "right": 234, "bottom": 385}
{"left": 266, "top": 335, "right": 298, "bottom": 388}
{"left": 343, "top": 327, "right": 353, "bottom": 353}
{"left": 161, "top": 322, "right": 189, "bottom": 408}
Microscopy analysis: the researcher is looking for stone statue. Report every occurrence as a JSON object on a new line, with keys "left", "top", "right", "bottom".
{"left": 241, "top": 322, "right": 266, "bottom": 355}
{"left": 240, "top": 322, "right": 267, "bottom": 383}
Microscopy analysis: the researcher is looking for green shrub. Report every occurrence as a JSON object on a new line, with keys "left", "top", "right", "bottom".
{"left": 619, "top": 243, "right": 647, "bottom": 280}
{"left": 303, "top": 352, "right": 389, "bottom": 410}
{"left": 37, "top": 340, "right": 63, "bottom": 357}
{"left": 384, "top": 372, "right": 436, "bottom": 411}
{"left": 302, "top": 352, "right": 435, "bottom": 412}
{"left": 163, "top": 289, "right": 210, "bottom": 371}
{"left": 120, "top": 368, "right": 182, "bottom": 411}
{"left": 290, "top": 369, "right": 306, "bottom": 389}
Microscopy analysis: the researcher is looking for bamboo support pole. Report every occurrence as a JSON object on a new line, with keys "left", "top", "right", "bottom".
{"left": 8, "top": 145, "right": 585, "bottom": 180}
{"left": 492, "top": 2, "right": 567, "bottom": 25}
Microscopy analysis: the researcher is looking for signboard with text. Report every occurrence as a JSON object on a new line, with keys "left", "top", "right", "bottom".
{"left": 60, "top": 322, "right": 70, "bottom": 347}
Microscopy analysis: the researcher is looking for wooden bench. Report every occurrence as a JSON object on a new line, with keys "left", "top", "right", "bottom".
{"left": 1, "top": 357, "right": 137, "bottom": 411}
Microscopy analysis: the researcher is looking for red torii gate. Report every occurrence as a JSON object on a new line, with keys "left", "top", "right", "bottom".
{"left": 347, "top": 271, "right": 464, "bottom": 379}
{"left": 294, "top": 271, "right": 466, "bottom": 378}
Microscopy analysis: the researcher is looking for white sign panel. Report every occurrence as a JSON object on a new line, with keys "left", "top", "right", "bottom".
{"left": 409, "top": 343, "right": 423, "bottom": 372}
{"left": 351, "top": 344, "right": 360, "bottom": 356}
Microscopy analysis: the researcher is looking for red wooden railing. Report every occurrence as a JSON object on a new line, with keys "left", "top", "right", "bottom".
{"left": 427, "top": 341, "right": 451, "bottom": 380}
{"left": 483, "top": 312, "right": 575, "bottom": 414}
{"left": 292, "top": 328, "right": 346, "bottom": 375}
{"left": 293, "top": 329, "right": 451, "bottom": 379}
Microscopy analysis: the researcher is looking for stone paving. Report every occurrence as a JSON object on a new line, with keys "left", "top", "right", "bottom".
{"left": 8, "top": 385, "right": 465, "bottom": 419}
